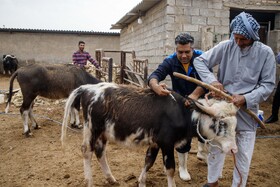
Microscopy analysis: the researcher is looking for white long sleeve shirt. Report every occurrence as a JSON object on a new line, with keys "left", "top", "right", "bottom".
{"left": 194, "top": 39, "right": 276, "bottom": 131}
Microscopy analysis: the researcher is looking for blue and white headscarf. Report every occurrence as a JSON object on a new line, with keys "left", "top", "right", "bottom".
{"left": 230, "top": 12, "right": 260, "bottom": 41}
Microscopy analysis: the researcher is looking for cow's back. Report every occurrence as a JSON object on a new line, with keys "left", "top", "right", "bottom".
{"left": 17, "top": 64, "right": 100, "bottom": 99}
{"left": 81, "top": 84, "right": 192, "bottom": 145}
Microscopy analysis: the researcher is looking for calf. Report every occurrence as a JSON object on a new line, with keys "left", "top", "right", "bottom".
{"left": 5, "top": 63, "right": 101, "bottom": 137}
{"left": 2, "top": 55, "right": 18, "bottom": 75}
{"left": 61, "top": 82, "right": 238, "bottom": 187}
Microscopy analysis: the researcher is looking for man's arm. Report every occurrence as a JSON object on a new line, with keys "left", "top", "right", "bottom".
{"left": 72, "top": 52, "right": 77, "bottom": 65}
{"left": 149, "top": 78, "right": 171, "bottom": 96}
{"left": 188, "top": 86, "right": 205, "bottom": 100}
{"left": 87, "top": 53, "right": 100, "bottom": 69}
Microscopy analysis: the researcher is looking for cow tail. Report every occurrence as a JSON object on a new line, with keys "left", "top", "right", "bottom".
{"left": 61, "top": 86, "right": 84, "bottom": 149}
{"left": 5, "top": 71, "right": 18, "bottom": 113}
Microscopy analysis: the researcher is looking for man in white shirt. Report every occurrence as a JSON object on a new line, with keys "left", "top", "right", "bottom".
{"left": 194, "top": 12, "right": 276, "bottom": 187}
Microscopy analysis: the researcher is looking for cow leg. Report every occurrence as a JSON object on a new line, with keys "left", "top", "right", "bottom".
{"left": 70, "top": 98, "right": 82, "bottom": 129}
{"left": 177, "top": 152, "right": 191, "bottom": 181}
{"left": 138, "top": 145, "right": 159, "bottom": 187}
{"left": 81, "top": 144, "right": 94, "bottom": 187}
{"left": 197, "top": 141, "right": 208, "bottom": 164}
{"left": 21, "top": 110, "right": 32, "bottom": 137}
{"left": 82, "top": 120, "right": 94, "bottom": 187}
{"left": 29, "top": 102, "right": 40, "bottom": 130}
{"left": 97, "top": 146, "right": 116, "bottom": 184}
{"left": 20, "top": 95, "right": 37, "bottom": 137}
{"left": 162, "top": 148, "right": 176, "bottom": 187}
{"left": 70, "top": 108, "right": 81, "bottom": 128}
{"left": 95, "top": 136, "right": 116, "bottom": 184}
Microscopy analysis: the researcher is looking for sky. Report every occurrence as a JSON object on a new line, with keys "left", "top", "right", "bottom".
{"left": 0, "top": 0, "right": 142, "bottom": 32}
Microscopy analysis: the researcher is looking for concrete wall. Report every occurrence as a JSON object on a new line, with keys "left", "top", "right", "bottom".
{"left": 119, "top": 0, "right": 231, "bottom": 74}
{"left": 120, "top": 0, "right": 167, "bottom": 72}
{"left": 119, "top": 0, "right": 280, "bottom": 85}
{"left": 0, "top": 30, "right": 120, "bottom": 69}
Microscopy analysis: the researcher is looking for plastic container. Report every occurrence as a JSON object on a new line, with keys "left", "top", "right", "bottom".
{"left": 257, "top": 110, "right": 264, "bottom": 128}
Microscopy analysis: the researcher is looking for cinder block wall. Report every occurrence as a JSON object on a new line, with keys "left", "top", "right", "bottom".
{"left": 120, "top": 0, "right": 279, "bottom": 88}
{"left": 119, "top": 0, "right": 230, "bottom": 86}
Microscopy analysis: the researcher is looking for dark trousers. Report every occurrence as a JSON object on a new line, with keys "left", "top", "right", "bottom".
{"left": 271, "top": 81, "right": 280, "bottom": 116}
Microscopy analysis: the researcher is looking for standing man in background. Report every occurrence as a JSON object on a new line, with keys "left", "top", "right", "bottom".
{"left": 194, "top": 12, "right": 276, "bottom": 187}
{"left": 148, "top": 32, "right": 207, "bottom": 181}
{"left": 72, "top": 41, "right": 100, "bottom": 69}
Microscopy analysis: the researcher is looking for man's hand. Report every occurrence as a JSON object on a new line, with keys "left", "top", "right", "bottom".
{"left": 185, "top": 93, "right": 197, "bottom": 107}
{"left": 152, "top": 83, "right": 171, "bottom": 96}
{"left": 232, "top": 94, "right": 246, "bottom": 108}
{"left": 210, "top": 81, "right": 226, "bottom": 99}
{"left": 149, "top": 79, "right": 171, "bottom": 96}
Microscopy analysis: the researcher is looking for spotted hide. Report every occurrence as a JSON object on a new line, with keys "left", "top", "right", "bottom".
{"left": 61, "top": 82, "right": 238, "bottom": 187}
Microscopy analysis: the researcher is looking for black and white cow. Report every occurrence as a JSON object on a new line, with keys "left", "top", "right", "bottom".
{"left": 2, "top": 55, "right": 18, "bottom": 75}
{"left": 5, "top": 63, "right": 101, "bottom": 137}
{"left": 61, "top": 82, "right": 238, "bottom": 187}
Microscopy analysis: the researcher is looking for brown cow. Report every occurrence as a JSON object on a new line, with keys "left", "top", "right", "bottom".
{"left": 5, "top": 63, "right": 101, "bottom": 137}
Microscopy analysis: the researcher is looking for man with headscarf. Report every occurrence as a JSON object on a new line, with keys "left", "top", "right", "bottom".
{"left": 193, "top": 12, "right": 276, "bottom": 187}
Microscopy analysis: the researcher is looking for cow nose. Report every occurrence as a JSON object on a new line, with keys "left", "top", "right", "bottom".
{"left": 226, "top": 144, "right": 238, "bottom": 155}
{"left": 221, "top": 140, "right": 238, "bottom": 154}
{"left": 231, "top": 148, "right": 238, "bottom": 154}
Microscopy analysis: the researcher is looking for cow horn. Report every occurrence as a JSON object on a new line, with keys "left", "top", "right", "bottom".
{"left": 4, "top": 55, "right": 16, "bottom": 60}
{"left": 173, "top": 72, "right": 266, "bottom": 129}
{"left": 193, "top": 100, "right": 217, "bottom": 117}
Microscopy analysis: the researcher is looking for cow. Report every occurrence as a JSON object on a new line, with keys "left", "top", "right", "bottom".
{"left": 2, "top": 54, "right": 18, "bottom": 75}
{"left": 5, "top": 63, "right": 101, "bottom": 137}
{"left": 61, "top": 82, "right": 238, "bottom": 187}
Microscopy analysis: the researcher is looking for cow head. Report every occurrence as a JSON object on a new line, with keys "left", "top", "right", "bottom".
{"left": 192, "top": 99, "right": 238, "bottom": 154}
{"left": 3, "top": 55, "right": 16, "bottom": 64}
{"left": 2, "top": 55, "right": 18, "bottom": 74}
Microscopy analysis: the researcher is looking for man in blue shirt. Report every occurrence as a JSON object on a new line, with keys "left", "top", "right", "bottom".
{"left": 148, "top": 32, "right": 206, "bottom": 181}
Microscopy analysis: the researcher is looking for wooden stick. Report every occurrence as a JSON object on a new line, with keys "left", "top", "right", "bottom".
{"left": 173, "top": 72, "right": 265, "bottom": 129}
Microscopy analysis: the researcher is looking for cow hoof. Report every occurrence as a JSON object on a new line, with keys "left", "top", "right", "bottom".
{"left": 106, "top": 177, "right": 118, "bottom": 185}
{"left": 23, "top": 131, "right": 33, "bottom": 137}
{"left": 33, "top": 125, "right": 41, "bottom": 130}
{"left": 71, "top": 124, "right": 83, "bottom": 129}
{"left": 179, "top": 167, "right": 191, "bottom": 181}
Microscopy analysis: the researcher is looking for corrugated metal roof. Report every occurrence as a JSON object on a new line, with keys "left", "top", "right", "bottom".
{"left": 0, "top": 28, "right": 120, "bottom": 36}
{"left": 111, "top": 0, "right": 161, "bottom": 29}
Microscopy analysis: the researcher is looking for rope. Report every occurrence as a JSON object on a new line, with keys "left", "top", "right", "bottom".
{"left": 196, "top": 119, "right": 223, "bottom": 150}
{"left": 256, "top": 135, "right": 280, "bottom": 139}
{"left": 0, "top": 112, "right": 80, "bottom": 132}
{"left": 231, "top": 150, "right": 242, "bottom": 187}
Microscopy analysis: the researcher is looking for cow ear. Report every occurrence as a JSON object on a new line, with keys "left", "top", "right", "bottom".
{"left": 228, "top": 103, "right": 239, "bottom": 115}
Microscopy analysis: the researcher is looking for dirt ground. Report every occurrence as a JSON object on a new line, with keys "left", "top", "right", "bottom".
{"left": 0, "top": 75, "right": 280, "bottom": 187}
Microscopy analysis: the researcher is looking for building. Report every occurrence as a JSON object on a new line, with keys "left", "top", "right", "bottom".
{"left": 111, "top": 0, "right": 280, "bottom": 73}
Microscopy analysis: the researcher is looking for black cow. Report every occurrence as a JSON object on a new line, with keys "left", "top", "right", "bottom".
{"left": 2, "top": 55, "right": 18, "bottom": 75}
{"left": 5, "top": 63, "right": 101, "bottom": 137}
{"left": 61, "top": 82, "right": 238, "bottom": 187}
